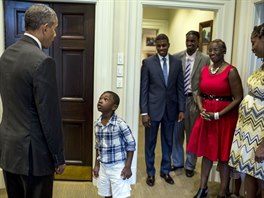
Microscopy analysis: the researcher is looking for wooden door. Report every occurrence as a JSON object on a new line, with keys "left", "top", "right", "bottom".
{"left": 4, "top": 0, "right": 95, "bottom": 181}
{"left": 53, "top": 3, "right": 95, "bottom": 181}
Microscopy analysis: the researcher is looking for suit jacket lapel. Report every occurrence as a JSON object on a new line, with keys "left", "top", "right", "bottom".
{"left": 191, "top": 51, "right": 201, "bottom": 79}
{"left": 167, "top": 54, "right": 174, "bottom": 86}
{"left": 181, "top": 52, "right": 187, "bottom": 75}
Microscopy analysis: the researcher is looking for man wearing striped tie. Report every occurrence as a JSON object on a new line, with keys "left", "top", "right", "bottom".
{"left": 171, "top": 31, "right": 210, "bottom": 177}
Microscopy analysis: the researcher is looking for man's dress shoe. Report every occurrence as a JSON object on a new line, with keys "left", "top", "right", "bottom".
{"left": 146, "top": 176, "right": 155, "bottom": 186}
{"left": 160, "top": 173, "right": 174, "bottom": 184}
{"left": 185, "top": 169, "right": 194, "bottom": 177}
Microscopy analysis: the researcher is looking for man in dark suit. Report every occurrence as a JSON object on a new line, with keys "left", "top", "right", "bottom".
{"left": 171, "top": 30, "right": 210, "bottom": 177}
{"left": 0, "top": 4, "right": 65, "bottom": 198}
{"left": 140, "top": 34, "right": 185, "bottom": 186}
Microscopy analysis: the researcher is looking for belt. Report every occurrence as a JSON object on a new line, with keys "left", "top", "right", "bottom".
{"left": 202, "top": 94, "right": 233, "bottom": 101}
{"left": 185, "top": 93, "right": 193, "bottom": 97}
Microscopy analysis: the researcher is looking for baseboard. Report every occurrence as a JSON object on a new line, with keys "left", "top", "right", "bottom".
{"left": 54, "top": 165, "right": 92, "bottom": 181}
{"left": 0, "top": 168, "right": 5, "bottom": 189}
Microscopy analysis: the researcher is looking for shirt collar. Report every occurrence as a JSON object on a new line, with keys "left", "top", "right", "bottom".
{"left": 185, "top": 50, "right": 197, "bottom": 62}
{"left": 95, "top": 113, "right": 118, "bottom": 126}
{"left": 158, "top": 54, "right": 169, "bottom": 61}
{"left": 24, "top": 32, "right": 42, "bottom": 50}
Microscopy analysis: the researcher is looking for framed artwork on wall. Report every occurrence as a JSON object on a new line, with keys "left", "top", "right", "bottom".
{"left": 142, "top": 28, "right": 157, "bottom": 58}
{"left": 199, "top": 20, "right": 213, "bottom": 53}
{"left": 146, "top": 37, "right": 156, "bottom": 46}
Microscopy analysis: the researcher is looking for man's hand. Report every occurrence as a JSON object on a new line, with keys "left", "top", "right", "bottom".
{"left": 178, "top": 112, "right": 185, "bottom": 122}
{"left": 142, "top": 115, "right": 151, "bottom": 128}
{"left": 55, "top": 164, "right": 66, "bottom": 174}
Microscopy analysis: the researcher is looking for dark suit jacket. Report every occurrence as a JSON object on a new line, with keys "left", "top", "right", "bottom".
{"left": 140, "top": 54, "right": 185, "bottom": 121}
{"left": 0, "top": 35, "right": 65, "bottom": 176}
{"left": 174, "top": 50, "right": 210, "bottom": 101}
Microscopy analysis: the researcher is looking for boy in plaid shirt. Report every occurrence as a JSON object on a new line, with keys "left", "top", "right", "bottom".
{"left": 93, "top": 91, "right": 136, "bottom": 198}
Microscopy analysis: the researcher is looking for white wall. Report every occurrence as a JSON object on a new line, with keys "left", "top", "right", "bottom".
{"left": 169, "top": 9, "right": 214, "bottom": 53}
{"left": 143, "top": 7, "right": 170, "bottom": 20}
{"left": 143, "top": 7, "right": 214, "bottom": 54}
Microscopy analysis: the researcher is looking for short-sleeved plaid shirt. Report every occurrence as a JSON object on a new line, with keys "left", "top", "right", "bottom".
{"left": 95, "top": 113, "right": 136, "bottom": 164}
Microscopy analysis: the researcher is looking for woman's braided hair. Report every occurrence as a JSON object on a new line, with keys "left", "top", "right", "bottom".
{"left": 251, "top": 23, "right": 264, "bottom": 39}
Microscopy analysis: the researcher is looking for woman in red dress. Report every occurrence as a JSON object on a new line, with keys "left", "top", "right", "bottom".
{"left": 187, "top": 39, "right": 243, "bottom": 198}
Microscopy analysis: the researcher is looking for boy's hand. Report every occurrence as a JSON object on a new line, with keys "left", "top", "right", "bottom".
{"left": 93, "top": 165, "right": 100, "bottom": 178}
{"left": 121, "top": 166, "right": 132, "bottom": 179}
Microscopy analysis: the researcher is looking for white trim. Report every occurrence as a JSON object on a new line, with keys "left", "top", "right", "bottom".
{"left": 233, "top": 0, "right": 255, "bottom": 94}
{"left": 92, "top": 0, "right": 115, "bottom": 184}
{"left": 125, "top": 0, "right": 142, "bottom": 184}
{"left": 32, "top": 0, "right": 97, "bottom": 2}
{"left": 93, "top": 0, "right": 114, "bottom": 115}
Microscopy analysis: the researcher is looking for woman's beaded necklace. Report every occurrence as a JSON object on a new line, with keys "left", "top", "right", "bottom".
{"left": 210, "top": 62, "right": 225, "bottom": 74}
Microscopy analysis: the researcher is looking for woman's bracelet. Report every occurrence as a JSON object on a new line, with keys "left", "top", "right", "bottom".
{"left": 214, "top": 112, "right": 220, "bottom": 120}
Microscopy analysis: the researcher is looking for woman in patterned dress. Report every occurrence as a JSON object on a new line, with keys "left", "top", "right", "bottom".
{"left": 229, "top": 23, "right": 264, "bottom": 198}
{"left": 187, "top": 39, "right": 243, "bottom": 198}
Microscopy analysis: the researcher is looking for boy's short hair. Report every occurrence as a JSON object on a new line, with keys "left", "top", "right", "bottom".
{"left": 103, "top": 91, "right": 120, "bottom": 107}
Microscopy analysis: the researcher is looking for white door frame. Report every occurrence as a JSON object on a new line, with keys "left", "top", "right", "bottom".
{"left": 125, "top": 0, "right": 235, "bottom": 183}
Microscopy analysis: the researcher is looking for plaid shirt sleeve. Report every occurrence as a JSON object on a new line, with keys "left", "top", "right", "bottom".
{"left": 119, "top": 119, "right": 136, "bottom": 152}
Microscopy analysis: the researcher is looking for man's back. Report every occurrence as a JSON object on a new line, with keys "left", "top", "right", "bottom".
{"left": 0, "top": 36, "right": 64, "bottom": 176}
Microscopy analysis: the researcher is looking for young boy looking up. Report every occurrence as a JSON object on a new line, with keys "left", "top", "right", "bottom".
{"left": 93, "top": 91, "right": 136, "bottom": 198}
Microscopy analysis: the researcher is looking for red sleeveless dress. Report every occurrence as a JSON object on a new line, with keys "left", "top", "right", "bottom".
{"left": 187, "top": 65, "right": 238, "bottom": 161}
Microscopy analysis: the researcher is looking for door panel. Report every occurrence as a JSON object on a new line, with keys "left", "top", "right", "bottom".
{"left": 4, "top": 1, "right": 95, "bottom": 181}
{"left": 4, "top": 1, "right": 31, "bottom": 46}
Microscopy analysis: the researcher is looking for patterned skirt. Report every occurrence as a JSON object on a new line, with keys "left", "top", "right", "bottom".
{"left": 229, "top": 94, "right": 264, "bottom": 180}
